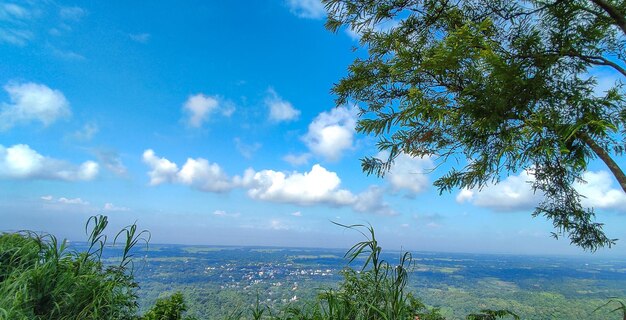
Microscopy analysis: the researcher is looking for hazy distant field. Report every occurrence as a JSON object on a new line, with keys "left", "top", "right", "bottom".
{"left": 94, "top": 244, "right": 626, "bottom": 319}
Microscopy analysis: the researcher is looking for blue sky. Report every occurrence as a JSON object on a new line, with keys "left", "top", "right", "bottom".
{"left": 1, "top": 0, "right": 625, "bottom": 256}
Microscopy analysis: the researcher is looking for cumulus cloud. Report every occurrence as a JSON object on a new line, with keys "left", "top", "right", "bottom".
{"left": 378, "top": 152, "right": 432, "bottom": 196}
{"left": 0, "top": 144, "right": 98, "bottom": 181}
{"left": 353, "top": 186, "right": 397, "bottom": 216}
{"left": 456, "top": 169, "right": 626, "bottom": 213}
{"left": 178, "top": 157, "right": 234, "bottom": 192}
{"left": 142, "top": 149, "right": 178, "bottom": 185}
{"left": 265, "top": 88, "right": 300, "bottom": 122}
{"left": 0, "top": 82, "right": 71, "bottom": 130}
{"left": 142, "top": 150, "right": 398, "bottom": 215}
{"left": 183, "top": 94, "right": 218, "bottom": 127}
{"left": 302, "top": 106, "right": 356, "bottom": 161}
{"left": 237, "top": 164, "right": 395, "bottom": 215}
{"left": 291, "top": 211, "right": 302, "bottom": 217}
{"left": 575, "top": 171, "right": 626, "bottom": 212}
{"left": 238, "top": 164, "right": 357, "bottom": 206}
{"left": 142, "top": 149, "right": 234, "bottom": 192}
{"left": 286, "top": 0, "right": 326, "bottom": 19}
{"left": 455, "top": 170, "right": 540, "bottom": 212}
{"left": 182, "top": 94, "right": 234, "bottom": 128}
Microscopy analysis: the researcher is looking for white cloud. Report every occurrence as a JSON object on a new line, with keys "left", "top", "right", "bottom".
{"left": 142, "top": 150, "right": 399, "bottom": 215}
{"left": 265, "top": 88, "right": 300, "bottom": 122}
{"left": 286, "top": 0, "right": 326, "bottom": 19}
{"left": 456, "top": 188, "right": 474, "bottom": 203}
{"left": 0, "top": 82, "right": 71, "bottom": 130}
{"left": 283, "top": 153, "right": 311, "bottom": 166}
{"left": 129, "top": 33, "right": 151, "bottom": 43}
{"left": 353, "top": 186, "right": 397, "bottom": 216}
{"left": 142, "top": 149, "right": 179, "bottom": 185}
{"left": 575, "top": 170, "right": 626, "bottom": 212}
{"left": 302, "top": 106, "right": 356, "bottom": 161}
{"left": 0, "top": 144, "right": 98, "bottom": 181}
{"left": 41, "top": 195, "right": 91, "bottom": 206}
{"left": 103, "top": 203, "right": 130, "bottom": 212}
{"left": 58, "top": 197, "right": 89, "bottom": 205}
{"left": 183, "top": 94, "right": 218, "bottom": 127}
{"left": 238, "top": 164, "right": 357, "bottom": 206}
{"left": 142, "top": 149, "right": 234, "bottom": 192}
{"left": 455, "top": 170, "right": 541, "bottom": 212}
{"left": 178, "top": 157, "right": 233, "bottom": 192}
{"left": 455, "top": 169, "right": 626, "bottom": 213}
{"left": 182, "top": 94, "right": 234, "bottom": 128}
{"left": 379, "top": 152, "right": 432, "bottom": 196}
{"left": 291, "top": 211, "right": 302, "bottom": 217}
{"left": 238, "top": 164, "right": 396, "bottom": 215}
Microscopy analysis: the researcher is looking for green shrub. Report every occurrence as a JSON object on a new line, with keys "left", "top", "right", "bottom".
{"left": 143, "top": 292, "right": 197, "bottom": 320}
{"left": 0, "top": 215, "right": 148, "bottom": 320}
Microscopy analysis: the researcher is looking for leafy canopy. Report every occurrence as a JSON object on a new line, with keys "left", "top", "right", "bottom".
{"left": 323, "top": 0, "right": 626, "bottom": 251}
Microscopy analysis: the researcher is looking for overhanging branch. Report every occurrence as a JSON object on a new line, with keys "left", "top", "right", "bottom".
{"left": 589, "top": 0, "right": 626, "bottom": 35}
{"left": 578, "top": 131, "right": 626, "bottom": 193}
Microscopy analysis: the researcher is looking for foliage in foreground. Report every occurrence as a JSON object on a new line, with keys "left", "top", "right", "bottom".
{"left": 0, "top": 215, "right": 157, "bottom": 320}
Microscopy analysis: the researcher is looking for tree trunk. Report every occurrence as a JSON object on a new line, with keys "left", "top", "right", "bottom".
{"left": 578, "top": 132, "right": 626, "bottom": 193}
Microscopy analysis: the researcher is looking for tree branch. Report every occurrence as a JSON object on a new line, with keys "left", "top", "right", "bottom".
{"left": 588, "top": 0, "right": 626, "bottom": 35}
{"left": 566, "top": 52, "right": 626, "bottom": 78}
{"left": 578, "top": 131, "right": 626, "bottom": 193}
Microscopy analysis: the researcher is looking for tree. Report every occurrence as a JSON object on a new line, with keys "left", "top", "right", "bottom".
{"left": 142, "top": 292, "right": 197, "bottom": 320}
{"left": 323, "top": 0, "right": 626, "bottom": 251}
